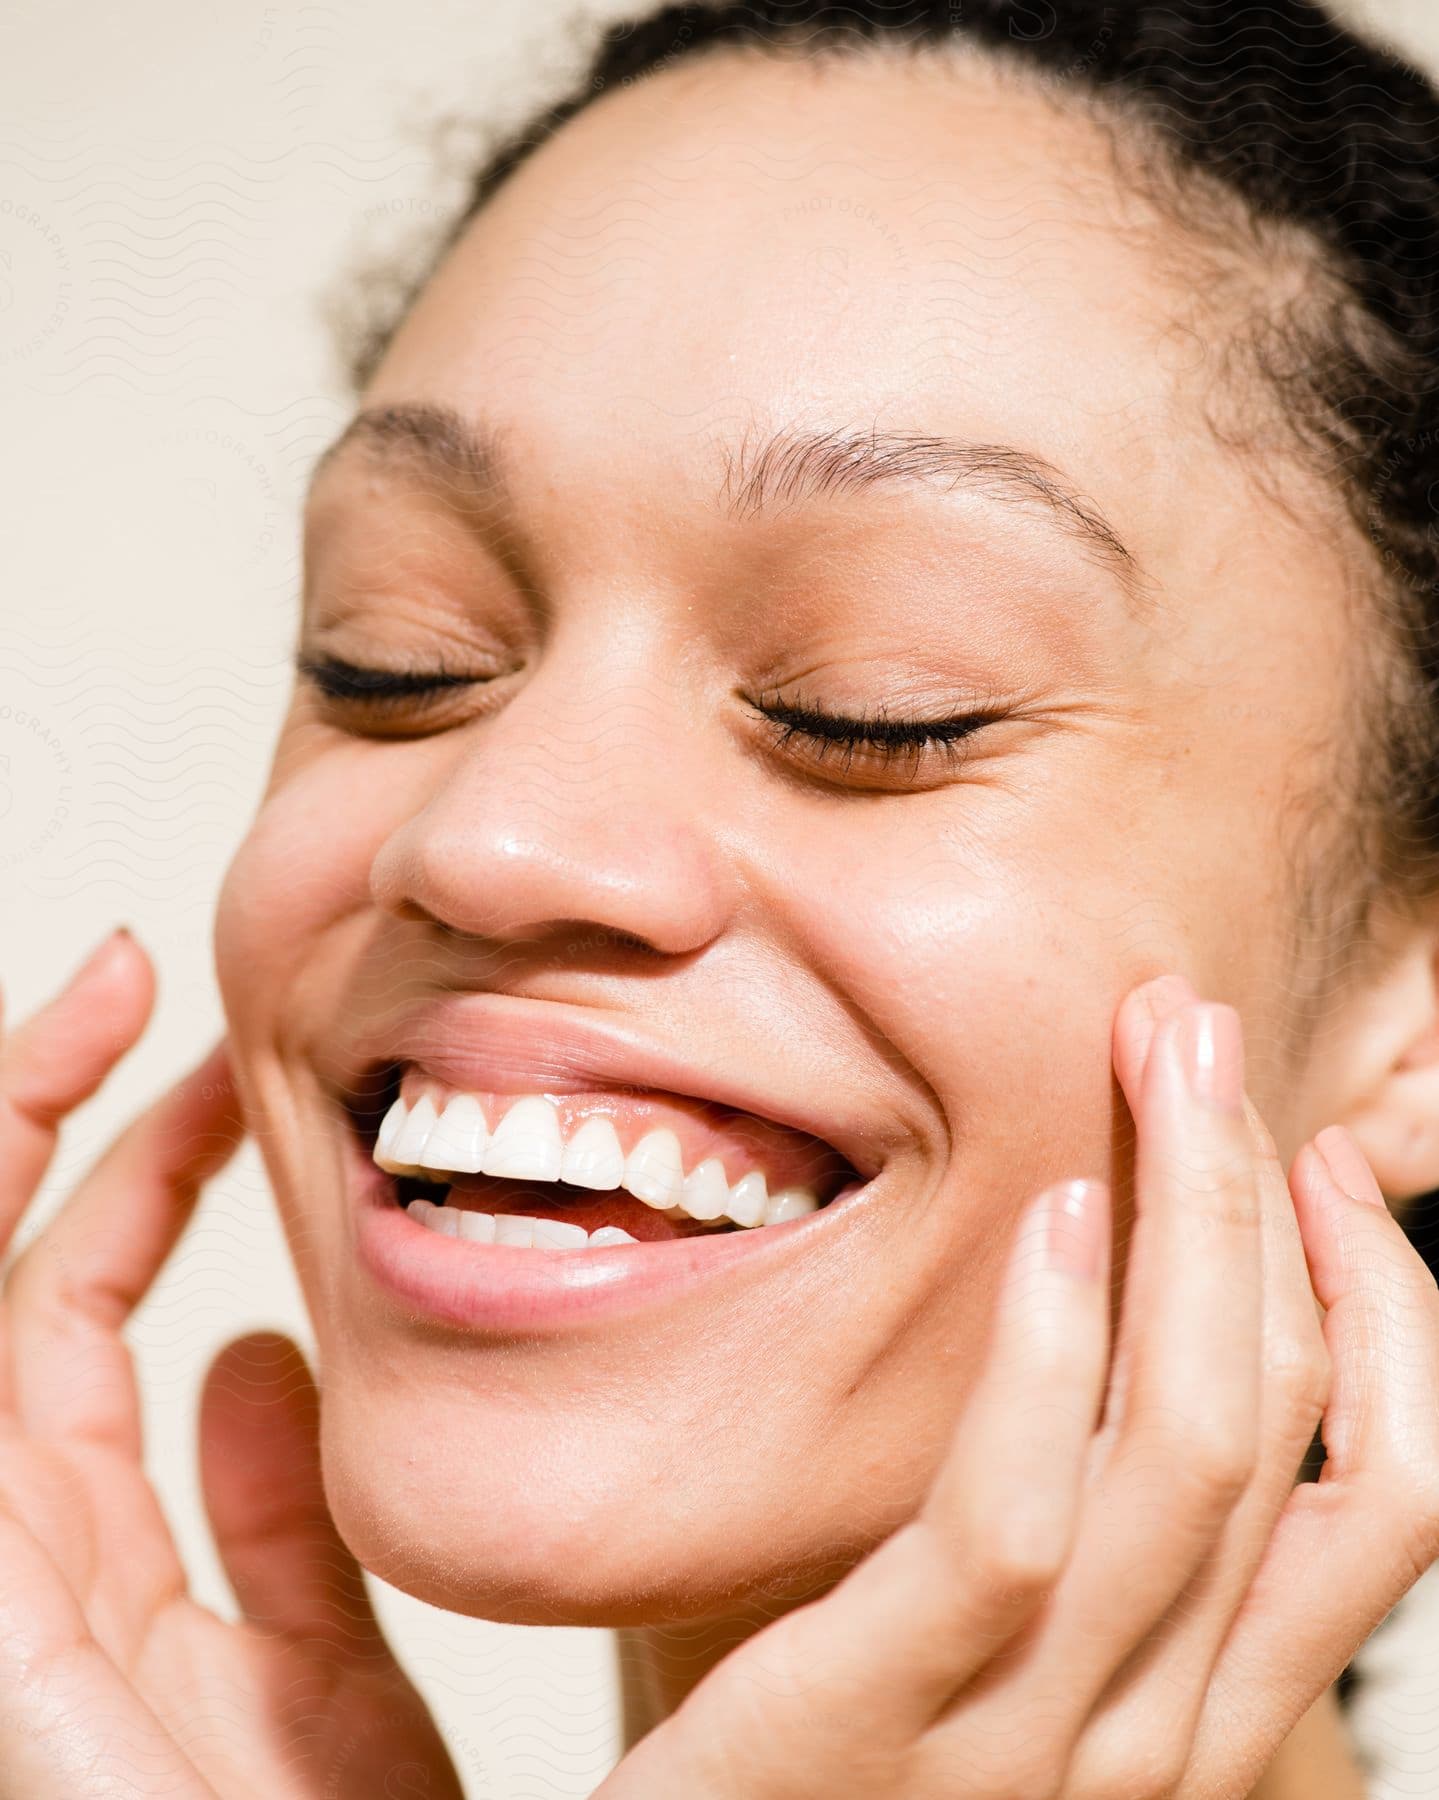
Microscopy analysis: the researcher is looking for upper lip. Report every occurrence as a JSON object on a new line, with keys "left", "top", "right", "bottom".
{"left": 328, "top": 992, "right": 886, "bottom": 1180}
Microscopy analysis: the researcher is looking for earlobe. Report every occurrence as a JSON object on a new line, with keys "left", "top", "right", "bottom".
{"left": 1343, "top": 1064, "right": 1439, "bottom": 1205}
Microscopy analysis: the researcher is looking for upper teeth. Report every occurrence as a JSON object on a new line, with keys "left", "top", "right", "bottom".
{"left": 374, "top": 1092, "right": 820, "bottom": 1230}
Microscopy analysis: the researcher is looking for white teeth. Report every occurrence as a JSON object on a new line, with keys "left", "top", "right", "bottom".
{"left": 623, "top": 1128, "right": 685, "bottom": 1210}
{"left": 379, "top": 1088, "right": 835, "bottom": 1230}
{"left": 423, "top": 1094, "right": 489, "bottom": 1174}
{"left": 404, "top": 1191, "right": 823, "bottom": 1246}
{"left": 532, "top": 1217, "right": 589, "bottom": 1249}
{"left": 725, "top": 1170, "right": 768, "bottom": 1228}
{"left": 764, "top": 1187, "right": 820, "bottom": 1225}
{"left": 405, "top": 1201, "right": 641, "bottom": 1249}
{"left": 389, "top": 1094, "right": 438, "bottom": 1169}
{"left": 681, "top": 1157, "right": 730, "bottom": 1221}
{"left": 559, "top": 1115, "right": 626, "bottom": 1190}
{"left": 376, "top": 1096, "right": 409, "bottom": 1163}
{"left": 482, "top": 1096, "right": 564, "bottom": 1182}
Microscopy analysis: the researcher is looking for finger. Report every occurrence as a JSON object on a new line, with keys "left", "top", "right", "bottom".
{"left": 1292, "top": 1125, "right": 1432, "bottom": 1479}
{"left": 0, "top": 930, "right": 154, "bottom": 1251}
{"left": 958, "top": 1005, "right": 1264, "bottom": 1762}
{"left": 1065, "top": 1097, "right": 1331, "bottom": 1789}
{"left": 1112, "top": 974, "right": 1199, "bottom": 1098}
{"left": 684, "top": 1176, "right": 1111, "bottom": 1781}
{"left": 1192, "top": 1129, "right": 1439, "bottom": 1784}
{"left": 1097, "top": 1000, "right": 1265, "bottom": 1520}
{"left": 3, "top": 1042, "right": 244, "bottom": 1451}
{"left": 200, "top": 1333, "right": 388, "bottom": 1658}
{"left": 1110, "top": 999, "right": 1263, "bottom": 1526}
{"left": 0, "top": 1505, "right": 214, "bottom": 1798}
{"left": 1101, "top": 972, "right": 1199, "bottom": 1426}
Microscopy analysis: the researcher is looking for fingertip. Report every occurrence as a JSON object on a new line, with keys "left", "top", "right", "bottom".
{"left": 1046, "top": 1176, "right": 1110, "bottom": 1285}
{"left": 202, "top": 1329, "right": 311, "bottom": 1411}
{"left": 177, "top": 1039, "right": 240, "bottom": 1115}
{"left": 1113, "top": 972, "right": 1197, "bottom": 1096}
{"left": 200, "top": 1333, "right": 325, "bottom": 1550}
{"left": 1314, "top": 1125, "right": 1389, "bottom": 1212}
{"left": 75, "top": 923, "right": 144, "bottom": 978}
{"left": 200, "top": 1333, "right": 317, "bottom": 1473}
{"left": 1139, "top": 972, "right": 1201, "bottom": 1017}
{"left": 132, "top": 1037, "right": 238, "bottom": 1159}
{"left": 1287, "top": 1136, "right": 1395, "bottom": 1312}
{"left": 68, "top": 927, "right": 156, "bottom": 1034}
{"left": 2, "top": 931, "right": 158, "bottom": 1121}
{"left": 1287, "top": 1139, "right": 1332, "bottom": 1217}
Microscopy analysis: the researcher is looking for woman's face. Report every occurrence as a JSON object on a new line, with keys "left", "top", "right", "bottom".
{"left": 215, "top": 49, "right": 1368, "bottom": 1623}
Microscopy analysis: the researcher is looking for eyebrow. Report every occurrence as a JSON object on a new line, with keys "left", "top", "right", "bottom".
{"left": 310, "top": 401, "right": 502, "bottom": 494}
{"left": 311, "top": 403, "right": 1156, "bottom": 617}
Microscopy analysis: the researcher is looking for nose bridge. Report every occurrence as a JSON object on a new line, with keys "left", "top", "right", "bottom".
{"left": 370, "top": 651, "right": 730, "bottom": 952}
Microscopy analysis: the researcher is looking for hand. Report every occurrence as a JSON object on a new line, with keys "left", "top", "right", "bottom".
{"left": 599, "top": 975, "right": 1439, "bottom": 1798}
{"left": 0, "top": 932, "right": 462, "bottom": 1799}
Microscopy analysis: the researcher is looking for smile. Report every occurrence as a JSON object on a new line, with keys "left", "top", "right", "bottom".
{"left": 367, "top": 1070, "right": 859, "bottom": 1248}
{"left": 333, "top": 995, "right": 889, "bottom": 1329}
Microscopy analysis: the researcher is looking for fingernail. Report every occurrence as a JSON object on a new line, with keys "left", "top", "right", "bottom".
{"left": 1178, "top": 1004, "right": 1244, "bottom": 1112}
{"left": 1125, "top": 977, "right": 1188, "bottom": 1079}
{"left": 1043, "top": 1178, "right": 1108, "bottom": 1282}
{"left": 74, "top": 927, "right": 129, "bottom": 980}
{"left": 1314, "top": 1125, "right": 1388, "bottom": 1210}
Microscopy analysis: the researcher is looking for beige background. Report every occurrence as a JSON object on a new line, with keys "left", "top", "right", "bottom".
{"left": 4, "top": 3, "right": 1439, "bottom": 1794}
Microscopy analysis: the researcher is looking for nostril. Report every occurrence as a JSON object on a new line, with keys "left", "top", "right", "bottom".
{"left": 391, "top": 897, "right": 441, "bottom": 927}
{"left": 593, "top": 926, "right": 655, "bottom": 956}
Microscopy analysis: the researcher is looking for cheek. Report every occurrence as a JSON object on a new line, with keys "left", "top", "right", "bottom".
{"left": 770, "top": 804, "right": 1183, "bottom": 1192}
{"left": 214, "top": 748, "right": 394, "bottom": 1029}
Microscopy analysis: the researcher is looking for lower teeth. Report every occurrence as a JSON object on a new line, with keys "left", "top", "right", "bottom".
{"left": 406, "top": 1197, "right": 637, "bottom": 1248}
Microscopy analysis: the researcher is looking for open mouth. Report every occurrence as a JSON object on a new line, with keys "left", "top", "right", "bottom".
{"left": 348, "top": 1062, "right": 863, "bottom": 1249}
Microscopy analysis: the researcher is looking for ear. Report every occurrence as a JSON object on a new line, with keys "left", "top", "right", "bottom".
{"left": 1334, "top": 909, "right": 1439, "bottom": 1205}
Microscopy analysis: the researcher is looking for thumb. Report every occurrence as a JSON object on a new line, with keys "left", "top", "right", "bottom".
{"left": 199, "top": 1331, "right": 386, "bottom": 1659}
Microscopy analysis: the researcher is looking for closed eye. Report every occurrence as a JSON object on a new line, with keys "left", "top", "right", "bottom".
{"left": 747, "top": 684, "right": 1012, "bottom": 784}
{"left": 297, "top": 656, "right": 478, "bottom": 704}
{"left": 297, "top": 656, "right": 1012, "bottom": 781}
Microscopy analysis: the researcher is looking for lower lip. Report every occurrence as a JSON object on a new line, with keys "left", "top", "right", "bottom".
{"left": 348, "top": 1143, "right": 866, "bottom": 1333}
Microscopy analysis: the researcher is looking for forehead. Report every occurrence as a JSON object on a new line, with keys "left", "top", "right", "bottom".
{"left": 356, "top": 46, "right": 1342, "bottom": 619}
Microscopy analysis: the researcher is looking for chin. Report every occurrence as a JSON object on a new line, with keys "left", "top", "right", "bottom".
{"left": 316, "top": 1381, "right": 857, "bottom": 1627}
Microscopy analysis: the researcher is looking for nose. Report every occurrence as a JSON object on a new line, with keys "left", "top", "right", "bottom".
{"left": 368, "top": 658, "right": 734, "bottom": 958}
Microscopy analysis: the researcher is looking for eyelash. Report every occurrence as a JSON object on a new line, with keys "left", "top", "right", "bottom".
{"left": 298, "top": 657, "right": 1006, "bottom": 774}
{"left": 747, "top": 684, "right": 1008, "bottom": 775}
{"left": 298, "top": 656, "right": 477, "bottom": 704}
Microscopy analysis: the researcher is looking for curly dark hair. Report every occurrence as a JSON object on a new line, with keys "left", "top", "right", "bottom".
{"left": 340, "top": 0, "right": 1439, "bottom": 1724}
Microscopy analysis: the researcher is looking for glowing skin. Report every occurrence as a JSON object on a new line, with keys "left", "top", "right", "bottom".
{"left": 210, "top": 47, "right": 1411, "bottom": 1754}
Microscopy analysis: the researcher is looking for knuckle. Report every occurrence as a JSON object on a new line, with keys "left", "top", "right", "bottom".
{"left": 1266, "top": 1336, "right": 1332, "bottom": 1426}
{"left": 3, "top": 1241, "right": 61, "bottom": 1313}
{"left": 1159, "top": 1146, "right": 1261, "bottom": 1230}
{"left": 1171, "top": 1425, "right": 1255, "bottom": 1505}
{"left": 1120, "top": 1404, "right": 1254, "bottom": 1509}
{"left": 967, "top": 1513, "right": 1068, "bottom": 1603}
